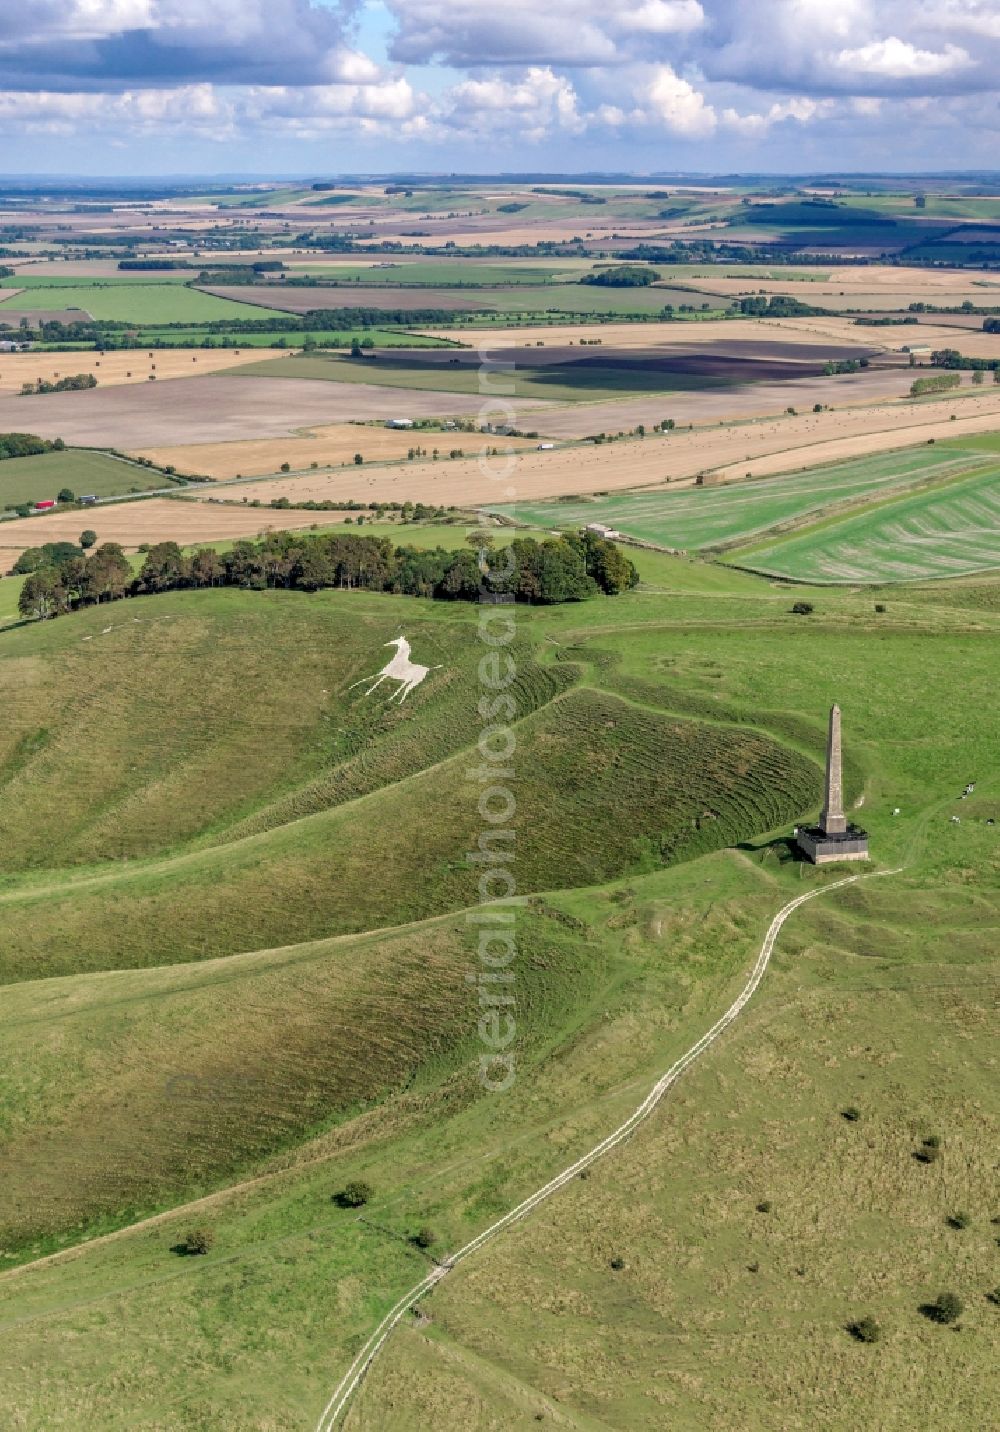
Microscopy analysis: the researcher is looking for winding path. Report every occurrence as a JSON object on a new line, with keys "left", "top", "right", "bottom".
{"left": 314, "top": 865, "right": 900, "bottom": 1432}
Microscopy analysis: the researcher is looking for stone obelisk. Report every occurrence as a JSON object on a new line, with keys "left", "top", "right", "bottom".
{"left": 819, "top": 703, "right": 848, "bottom": 835}
{"left": 797, "top": 702, "right": 869, "bottom": 863}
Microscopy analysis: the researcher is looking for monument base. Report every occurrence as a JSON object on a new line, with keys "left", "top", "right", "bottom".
{"left": 796, "top": 824, "right": 870, "bottom": 865}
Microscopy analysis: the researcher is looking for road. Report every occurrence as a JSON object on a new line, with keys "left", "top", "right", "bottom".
{"left": 314, "top": 864, "right": 900, "bottom": 1432}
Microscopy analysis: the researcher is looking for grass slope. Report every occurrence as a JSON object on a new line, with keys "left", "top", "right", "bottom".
{"left": 0, "top": 658, "right": 817, "bottom": 982}
{"left": 0, "top": 545, "right": 997, "bottom": 1430}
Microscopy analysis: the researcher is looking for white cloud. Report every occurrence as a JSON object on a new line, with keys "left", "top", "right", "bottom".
{"left": 617, "top": 1, "right": 705, "bottom": 35}
{"left": 721, "top": 96, "right": 825, "bottom": 136}
{"left": 441, "top": 67, "right": 585, "bottom": 141}
{"left": 834, "top": 36, "right": 971, "bottom": 79}
{"left": 644, "top": 65, "right": 717, "bottom": 136}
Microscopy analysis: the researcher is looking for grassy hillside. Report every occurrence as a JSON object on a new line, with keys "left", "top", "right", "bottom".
{"left": 0, "top": 547, "right": 997, "bottom": 1430}
{"left": 0, "top": 638, "right": 818, "bottom": 982}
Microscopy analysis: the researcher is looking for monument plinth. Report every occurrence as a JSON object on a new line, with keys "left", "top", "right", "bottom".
{"left": 797, "top": 704, "right": 870, "bottom": 864}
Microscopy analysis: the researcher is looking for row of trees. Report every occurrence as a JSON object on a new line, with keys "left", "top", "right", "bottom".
{"left": 0, "top": 432, "right": 65, "bottom": 461}
{"left": 18, "top": 529, "right": 638, "bottom": 621}
{"left": 20, "top": 373, "right": 97, "bottom": 396}
{"left": 928, "top": 347, "right": 1000, "bottom": 374}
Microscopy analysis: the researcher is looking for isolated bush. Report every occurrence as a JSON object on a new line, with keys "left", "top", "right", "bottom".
{"left": 842, "top": 1106, "right": 862, "bottom": 1122}
{"left": 848, "top": 1316, "right": 881, "bottom": 1344}
{"left": 986, "top": 1287, "right": 1000, "bottom": 1307}
{"left": 756, "top": 1200, "right": 772, "bottom": 1214}
{"left": 947, "top": 1212, "right": 971, "bottom": 1230}
{"left": 874, "top": 603, "right": 886, "bottom": 614}
{"left": 180, "top": 1228, "right": 214, "bottom": 1255}
{"left": 791, "top": 602, "right": 814, "bottom": 616}
{"left": 921, "top": 1292, "right": 963, "bottom": 1324}
{"left": 413, "top": 1225, "right": 437, "bottom": 1249}
{"left": 915, "top": 1134, "right": 941, "bottom": 1164}
{"left": 280, "top": 462, "right": 291, "bottom": 472}
{"left": 336, "top": 1180, "right": 373, "bottom": 1208}
{"left": 610, "top": 1255, "right": 625, "bottom": 1270}
{"left": 80, "top": 529, "right": 97, "bottom": 550}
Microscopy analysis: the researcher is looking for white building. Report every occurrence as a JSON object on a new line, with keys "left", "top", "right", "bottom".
{"left": 585, "top": 522, "right": 621, "bottom": 540}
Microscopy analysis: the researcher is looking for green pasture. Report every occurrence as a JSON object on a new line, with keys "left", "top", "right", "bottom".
{"left": 11, "top": 273, "right": 194, "bottom": 287}
{"left": 495, "top": 444, "right": 982, "bottom": 550}
{"left": 283, "top": 262, "right": 583, "bottom": 286}
{"left": 736, "top": 462, "right": 1000, "bottom": 584}
{"left": 135, "top": 326, "right": 453, "bottom": 349}
{"left": 0, "top": 284, "right": 285, "bottom": 324}
{"left": 0, "top": 449, "right": 167, "bottom": 511}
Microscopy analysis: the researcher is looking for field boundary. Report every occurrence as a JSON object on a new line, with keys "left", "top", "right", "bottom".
{"left": 313, "top": 864, "right": 901, "bottom": 1431}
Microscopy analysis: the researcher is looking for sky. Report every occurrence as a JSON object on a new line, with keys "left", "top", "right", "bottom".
{"left": 1, "top": 0, "right": 999, "bottom": 177}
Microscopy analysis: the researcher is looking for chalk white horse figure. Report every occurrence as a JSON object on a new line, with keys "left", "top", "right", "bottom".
{"left": 350, "top": 636, "right": 441, "bottom": 705}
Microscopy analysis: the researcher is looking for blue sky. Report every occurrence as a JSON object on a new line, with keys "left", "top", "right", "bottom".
{"left": 1, "top": 1, "right": 998, "bottom": 176}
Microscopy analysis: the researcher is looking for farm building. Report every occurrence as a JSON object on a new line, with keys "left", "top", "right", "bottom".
{"left": 385, "top": 417, "right": 414, "bottom": 429}
{"left": 33, "top": 499, "right": 56, "bottom": 511}
{"left": 585, "top": 522, "right": 621, "bottom": 540}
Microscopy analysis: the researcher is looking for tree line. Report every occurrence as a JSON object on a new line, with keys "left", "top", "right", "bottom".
{"left": 18, "top": 529, "right": 638, "bottom": 622}
{"left": 0, "top": 432, "right": 66, "bottom": 461}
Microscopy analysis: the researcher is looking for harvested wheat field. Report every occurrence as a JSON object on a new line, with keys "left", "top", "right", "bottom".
{"left": 0, "top": 348, "right": 287, "bottom": 396}
{"left": 0, "top": 498, "right": 352, "bottom": 558}
{"left": 134, "top": 425, "right": 541, "bottom": 479}
{"left": 749, "top": 314, "right": 1000, "bottom": 359}
{"left": 213, "top": 390, "right": 1000, "bottom": 509}
{"left": 0, "top": 374, "right": 535, "bottom": 447}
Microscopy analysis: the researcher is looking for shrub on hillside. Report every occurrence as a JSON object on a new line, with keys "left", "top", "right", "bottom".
{"left": 921, "top": 1292, "right": 963, "bottom": 1325}
{"left": 336, "top": 1180, "right": 373, "bottom": 1208}
{"left": 848, "top": 1316, "right": 881, "bottom": 1344}
{"left": 179, "top": 1228, "right": 214, "bottom": 1255}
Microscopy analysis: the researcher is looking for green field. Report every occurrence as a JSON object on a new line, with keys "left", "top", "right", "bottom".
{"left": 495, "top": 445, "right": 984, "bottom": 550}
{"left": 284, "top": 262, "right": 584, "bottom": 286}
{"left": 736, "top": 463, "right": 1000, "bottom": 583}
{"left": 0, "top": 448, "right": 168, "bottom": 511}
{"left": 0, "top": 284, "right": 285, "bottom": 324}
{"left": 0, "top": 525, "right": 997, "bottom": 1427}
